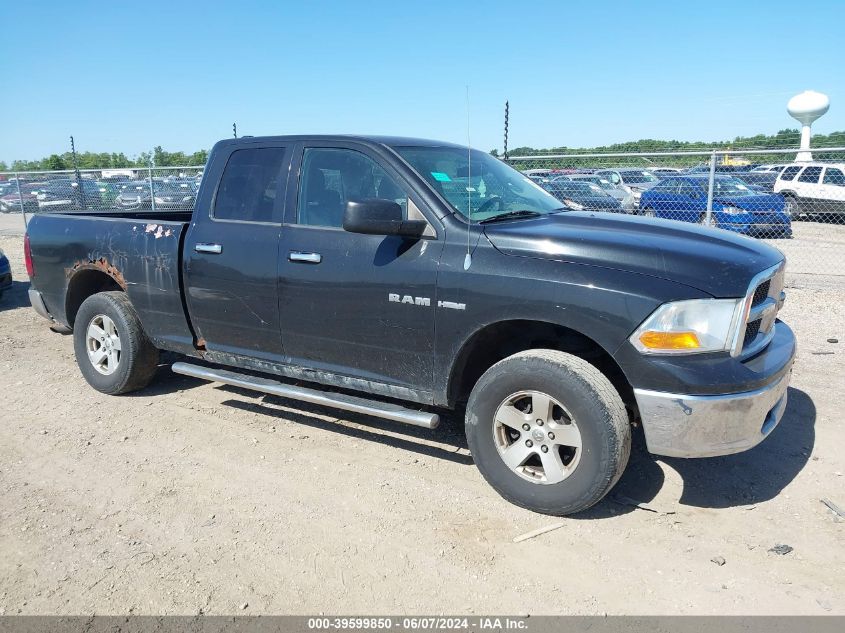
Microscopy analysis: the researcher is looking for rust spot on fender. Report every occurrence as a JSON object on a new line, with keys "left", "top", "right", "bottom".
{"left": 66, "top": 257, "right": 127, "bottom": 290}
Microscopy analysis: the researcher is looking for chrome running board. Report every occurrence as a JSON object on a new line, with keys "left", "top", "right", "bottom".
{"left": 171, "top": 362, "right": 440, "bottom": 429}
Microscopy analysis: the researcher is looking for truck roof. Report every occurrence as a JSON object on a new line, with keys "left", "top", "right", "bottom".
{"left": 212, "top": 135, "right": 466, "bottom": 151}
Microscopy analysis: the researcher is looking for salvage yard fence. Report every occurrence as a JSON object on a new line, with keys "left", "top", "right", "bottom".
{"left": 2, "top": 146, "right": 845, "bottom": 276}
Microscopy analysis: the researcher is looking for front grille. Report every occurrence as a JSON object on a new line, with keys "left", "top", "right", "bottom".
{"left": 751, "top": 280, "right": 770, "bottom": 307}
{"left": 739, "top": 264, "right": 784, "bottom": 356}
{"left": 743, "top": 319, "right": 761, "bottom": 346}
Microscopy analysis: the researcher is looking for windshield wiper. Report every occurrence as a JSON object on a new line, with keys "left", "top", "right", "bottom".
{"left": 478, "top": 210, "right": 543, "bottom": 224}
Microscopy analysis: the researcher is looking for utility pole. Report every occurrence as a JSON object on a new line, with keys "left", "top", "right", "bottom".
{"left": 70, "top": 135, "right": 85, "bottom": 209}
{"left": 503, "top": 101, "right": 509, "bottom": 162}
{"left": 233, "top": 122, "right": 238, "bottom": 138}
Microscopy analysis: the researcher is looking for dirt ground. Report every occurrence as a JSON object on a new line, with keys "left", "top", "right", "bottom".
{"left": 0, "top": 229, "right": 843, "bottom": 616}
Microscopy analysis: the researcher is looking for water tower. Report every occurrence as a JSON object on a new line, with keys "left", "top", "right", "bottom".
{"left": 787, "top": 90, "right": 830, "bottom": 161}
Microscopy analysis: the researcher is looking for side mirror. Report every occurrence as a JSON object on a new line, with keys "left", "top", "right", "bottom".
{"left": 343, "top": 199, "right": 427, "bottom": 238}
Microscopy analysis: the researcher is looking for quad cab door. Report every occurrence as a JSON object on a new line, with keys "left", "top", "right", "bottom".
{"left": 277, "top": 142, "right": 443, "bottom": 396}
{"left": 183, "top": 142, "right": 291, "bottom": 361}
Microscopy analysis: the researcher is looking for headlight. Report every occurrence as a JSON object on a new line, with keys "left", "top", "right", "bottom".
{"left": 630, "top": 298, "right": 744, "bottom": 355}
{"left": 721, "top": 205, "right": 743, "bottom": 216}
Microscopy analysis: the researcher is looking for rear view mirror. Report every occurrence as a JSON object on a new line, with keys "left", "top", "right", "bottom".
{"left": 343, "top": 199, "right": 427, "bottom": 238}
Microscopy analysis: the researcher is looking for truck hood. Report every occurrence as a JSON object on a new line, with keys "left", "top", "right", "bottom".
{"left": 483, "top": 211, "right": 784, "bottom": 297}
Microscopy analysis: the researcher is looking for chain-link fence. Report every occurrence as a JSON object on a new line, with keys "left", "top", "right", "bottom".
{"left": 3, "top": 147, "right": 845, "bottom": 275}
{"left": 0, "top": 165, "right": 204, "bottom": 221}
{"left": 510, "top": 147, "right": 845, "bottom": 276}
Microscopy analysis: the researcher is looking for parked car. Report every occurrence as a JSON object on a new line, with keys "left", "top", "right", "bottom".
{"left": 731, "top": 171, "right": 778, "bottom": 192}
{"left": 543, "top": 180, "right": 623, "bottom": 213}
{"left": 25, "top": 134, "right": 795, "bottom": 517}
{"left": 0, "top": 247, "right": 11, "bottom": 299}
{"left": 566, "top": 174, "right": 636, "bottom": 211}
{"left": 648, "top": 167, "right": 683, "bottom": 177}
{"left": 639, "top": 175, "right": 791, "bottom": 238}
{"left": 153, "top": 182, "right": 198, "bottom": 209}
{"left": 116, "top": 181, "right": 154, "bottom": 209}
{"left": 593, "top": 168, "right": 659, "bottom": 208}
{"left": 0, "top": 182, "right": 42, "bottom": 213}
{"left": 773, "top": 162, "right": 845, "bottom": 219}
{"left": 751, "top": 164, "right": 789, "bottom": 174}
{"left": 115, "top": 180, "right": 197, "bottom": 210}
{"left": 36, "top": 179, "right": 107, "bottom": 211}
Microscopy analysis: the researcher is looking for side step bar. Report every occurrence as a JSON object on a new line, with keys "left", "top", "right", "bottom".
{"left": 171, "top": 362, "right": 440, "bottom": 429}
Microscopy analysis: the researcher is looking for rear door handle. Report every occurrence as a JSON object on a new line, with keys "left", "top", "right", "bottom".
{"left": 195, "top": 243, "right": 222, "bottom": 254}
{"left": 289, "top": 251, "right": 322, "bottom": 264}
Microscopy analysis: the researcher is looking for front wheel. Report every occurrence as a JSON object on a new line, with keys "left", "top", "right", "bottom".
{"left": 465, "top": 350, "right": 631, "bottom": 515}
{"left": 73, "top": 291, "right": 160, "bottom": 394}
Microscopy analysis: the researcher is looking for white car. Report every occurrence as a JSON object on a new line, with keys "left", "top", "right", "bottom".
{"left": 773, "top": 162, "right": 845, "bottom": 218}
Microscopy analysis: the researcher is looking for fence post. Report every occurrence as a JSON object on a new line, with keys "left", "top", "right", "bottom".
{"left": 704, "top": 150, "right": 717, "bottom": 227}
{"left": 14, "top": 172, "right": 28, "bottom": 230}
{"left": 148, "top": 162, "right": 156, "bottom": 212}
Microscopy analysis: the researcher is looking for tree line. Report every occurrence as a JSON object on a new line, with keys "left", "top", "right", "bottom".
{"left": 495, "top": 128, "right": 845, "bottom": 157}
{"left": 0, "top": 146, "right": 209, "bottom": 173}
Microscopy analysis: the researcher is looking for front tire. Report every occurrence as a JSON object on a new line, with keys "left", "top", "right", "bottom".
{"left": 465, "top": 350, "right": 631, "bottom": 515}
{"left": 73, "top": 291, "right": 159, "bottom": 395}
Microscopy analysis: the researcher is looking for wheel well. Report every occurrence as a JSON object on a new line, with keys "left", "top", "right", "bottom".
{"left": 65, "top": 270, "right": 123, "bottom": 327}
{"left": 448, "top": 320, "right": 633, "bottom": 409}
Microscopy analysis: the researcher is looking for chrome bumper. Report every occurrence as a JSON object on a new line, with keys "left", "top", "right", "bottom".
{"left": 29, "top": 288, "right": 53, "bottom": 321}
{"left": 634, "top": 367, "right": 792, "bottom": 458}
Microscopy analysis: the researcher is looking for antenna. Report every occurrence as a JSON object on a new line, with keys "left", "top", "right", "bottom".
{"left": 233, "top": 122, "right": 238, "bottom": 138}
{"left": 503, "top": 101, "right": 509, "bottom": 161}
{"left": 464, "top": 86, "right": 472, "bottom": 271}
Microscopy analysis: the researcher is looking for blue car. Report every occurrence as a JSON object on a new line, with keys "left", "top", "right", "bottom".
{"left": 638, "top": 175, "right": 792, "bottom": 238}
{"left": 0, "top": 247, "right": 11, "bottom": 300}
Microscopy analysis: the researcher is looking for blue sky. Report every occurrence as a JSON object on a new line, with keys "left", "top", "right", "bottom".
{"left": 1, "top": 0, "right": 843, "bottom": 163}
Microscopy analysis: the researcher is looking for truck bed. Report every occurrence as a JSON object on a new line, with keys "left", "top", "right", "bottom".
{"left": 26, "top": 211, "right": 197, "bottom": 353}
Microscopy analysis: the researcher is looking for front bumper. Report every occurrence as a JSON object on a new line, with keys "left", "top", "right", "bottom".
{"left": 633, "top": 322, "right": 796, "bottom": 458}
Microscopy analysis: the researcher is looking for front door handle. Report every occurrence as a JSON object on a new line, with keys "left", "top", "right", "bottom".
{"left": 289, "top": 251, "right": 322, "bottom": 264}
{"left": 195, "top": 243, "right": 222, "bottom": 254}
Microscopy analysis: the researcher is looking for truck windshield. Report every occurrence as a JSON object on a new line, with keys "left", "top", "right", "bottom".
{"left": 395, "top": 146, "right": 564, "bottom": 221}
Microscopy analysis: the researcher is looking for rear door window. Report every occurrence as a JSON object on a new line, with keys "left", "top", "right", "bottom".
{"left": 213, "top": 148, "right": 287, "bottom": 222}
{"left": 823, "top": 168, "right": 845, "bottom": 186}
{"left": 797, "top": 166, "right": 823, "bottom": 184}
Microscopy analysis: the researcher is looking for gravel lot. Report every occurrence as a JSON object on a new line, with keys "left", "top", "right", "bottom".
{"left": 1, "top": 224, "right": 844, "bottom": 616}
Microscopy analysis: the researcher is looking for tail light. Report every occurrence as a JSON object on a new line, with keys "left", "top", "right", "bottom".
{"left": 24, "top": 233, "right": 34, "bottom": 278}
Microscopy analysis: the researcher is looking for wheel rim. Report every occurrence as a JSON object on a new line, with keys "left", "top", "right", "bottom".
{"left": 492, "top": 390, "right": 583, "bottom": 485}
{"left": 643, "top": 209, "right": 654, "bottom": 217}
{"left": 86, "top": 314, "right": 122, "bottom": 375}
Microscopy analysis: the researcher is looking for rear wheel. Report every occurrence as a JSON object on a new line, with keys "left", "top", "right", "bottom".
{"left": 465, "top": 350, "right": 631, "bottom": 515}
{"left": 73, "top": 291, "right": 159, "bottom": 395}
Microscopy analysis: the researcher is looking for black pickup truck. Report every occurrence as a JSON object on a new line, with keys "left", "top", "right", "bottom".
{"left": 25, "top": 135, "right": 796, "bottom": 515}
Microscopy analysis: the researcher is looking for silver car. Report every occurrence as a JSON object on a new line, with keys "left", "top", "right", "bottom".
{"left": 566, "top": 174, "right": 636, "bottom": 213}
{"left": 594, "top": 168, "right": 660, "bottom": 209}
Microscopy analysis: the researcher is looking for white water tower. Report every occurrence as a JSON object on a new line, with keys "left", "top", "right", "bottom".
{"left": 787, "top": 90, "right": 830, "bottom": 161}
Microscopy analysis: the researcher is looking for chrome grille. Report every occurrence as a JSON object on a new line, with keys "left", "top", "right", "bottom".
{"left": 751, "top": 280, "right": 770, "bottom": 307}
{"left": 736, "top": 263, "right": 785, "bottom": 358}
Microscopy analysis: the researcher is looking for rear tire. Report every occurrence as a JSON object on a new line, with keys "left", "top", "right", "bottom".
{"left": 465, "top": 350, "right": 631, "bottom": 515}
{"left": 73, "top": 291, "right": 159, "bottom": 395}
